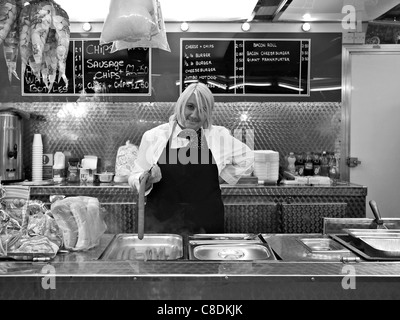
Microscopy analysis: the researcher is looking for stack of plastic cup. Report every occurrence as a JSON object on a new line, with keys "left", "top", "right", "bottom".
{"left": 32, "top": 134, "right": 43, "bottom": 182}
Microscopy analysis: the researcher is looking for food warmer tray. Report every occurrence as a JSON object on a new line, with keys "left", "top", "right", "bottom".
{"left": 189, "top": 242, "right": 277, "bottom": 261}
{"left": 329, "top": 234, "right": 400, "bottom": 261}
{"left": 98, "top": 233, "right": 183, "bottom": 261}
{"left": 344, "top": 228, "right": 400, "bottom": 238}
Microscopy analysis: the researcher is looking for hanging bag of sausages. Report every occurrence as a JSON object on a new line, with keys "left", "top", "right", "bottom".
{"left": 100, "top": 0, "right": 170, "bottom": 52}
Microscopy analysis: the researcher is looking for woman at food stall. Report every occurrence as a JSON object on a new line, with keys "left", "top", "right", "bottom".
{"left": 128, "top": 82, "right": 254, "bottom": 234}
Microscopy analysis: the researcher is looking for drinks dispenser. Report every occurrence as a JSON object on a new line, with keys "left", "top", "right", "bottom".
{"left": 0, "top": 111, "right": 23, "bottom": 182}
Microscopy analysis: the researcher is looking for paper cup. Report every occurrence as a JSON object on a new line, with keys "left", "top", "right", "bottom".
{"left": 32, "top": 134, "right": 43, "bottom": 146}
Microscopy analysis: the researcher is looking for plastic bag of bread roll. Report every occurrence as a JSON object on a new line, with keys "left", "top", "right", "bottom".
{"left": 115, "top": 140, "right": 139, "bottom": 177}
{"left": 51, "top": 196, "right": 107, "bottom": 251}
{"left": 51, "top": 198, "right": 79, "bottom": 250}
{"left": 74, "top": 196, "right": 107, "bottom": 251}
{"left": 102, "top": 0, "right": 170, "bottom": 52}
{"left": 100, "top": 0, "right": 159, "bottom": 44}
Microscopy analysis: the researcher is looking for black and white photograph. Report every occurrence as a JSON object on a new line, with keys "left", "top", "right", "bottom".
{"left": 1, "top": 0, "right": 400, "bottom": 305}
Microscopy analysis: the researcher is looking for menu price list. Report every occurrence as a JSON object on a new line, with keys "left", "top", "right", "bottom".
{"left": 22, "top": 39, "right": 151, "bottom": 96}
{"left": 181, "top": 38, "right": 310, "bottom": 96}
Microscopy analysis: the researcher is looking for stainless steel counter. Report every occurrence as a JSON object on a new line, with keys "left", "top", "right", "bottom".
{"left": 1, "top": 233, "right": 400, "bottom": 300}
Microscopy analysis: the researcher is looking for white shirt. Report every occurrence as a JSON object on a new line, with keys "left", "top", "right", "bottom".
{"left": 129, "top": 119, "right": 254, "bottom": 194}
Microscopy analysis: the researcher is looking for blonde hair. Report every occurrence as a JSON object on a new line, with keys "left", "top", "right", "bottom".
{"left": 172, "top": 82, "right": 214, "bottom": 129}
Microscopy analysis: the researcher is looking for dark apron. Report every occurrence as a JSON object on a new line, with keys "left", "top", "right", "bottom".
{"left": 144, "top": 127, "right": 224, "bottom": 235}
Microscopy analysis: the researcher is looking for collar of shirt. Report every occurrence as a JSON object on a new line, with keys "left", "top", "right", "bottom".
{"left": 170, "top": 123, "right": 190, "bottom": 148}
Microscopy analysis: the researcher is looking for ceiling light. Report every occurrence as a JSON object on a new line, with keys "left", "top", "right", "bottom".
{"left": 240, "top": 113, "right": 249, "bottom": 122}
{"left": 241, "top": 22, "right": 251, "bottom": 32}
{"left": 82, "top": 22, "right": 92, "bottom": 32}
{"left": 180, "top": 22, "right": 189, "bottom": 32}
{"left": 302, "top": 22, "right": 311, "bottom": 32}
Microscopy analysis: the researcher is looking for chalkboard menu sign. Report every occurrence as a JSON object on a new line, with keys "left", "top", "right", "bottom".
{"left": 181, "top": 38, "right": 310, "bottom": 96}
{"left": 22, "top": 39, "right": 151, "bottom": 96}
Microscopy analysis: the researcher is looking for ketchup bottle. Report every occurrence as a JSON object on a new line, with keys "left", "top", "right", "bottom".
{"left": 320, "top": 151, "right": 329, "bottom": 176}
{"left": 313, "top": 152, "right": 321, "bottom": 176}
{"left": 304, "top": 152, "right": 314, "bottom": 176}
{"left": 295, "top": 153, "right": 305, "bottom": 176}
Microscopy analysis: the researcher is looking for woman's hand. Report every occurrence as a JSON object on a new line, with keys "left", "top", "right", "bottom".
{"left": 140, "top": 164, "right": 162, "bottom": 190}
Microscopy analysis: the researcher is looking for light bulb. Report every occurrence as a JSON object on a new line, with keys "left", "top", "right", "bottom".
{"left": 241, "top": 22, "right": 251, "bottom": 32}
{"left": 82, "top": 22, "right": 92, "bottom": 32}
{"left": 181, "top": 22, "right": 189, "bottom": 32}
{"left": 302, "top": 22, "right": 311, "bottom": 32}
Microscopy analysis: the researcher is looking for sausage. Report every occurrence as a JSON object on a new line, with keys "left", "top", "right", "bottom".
{"left": 138, "top": 171, "right": 151, "bottom": 240}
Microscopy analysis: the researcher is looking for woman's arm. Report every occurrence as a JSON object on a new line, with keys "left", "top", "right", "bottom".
{"left": 128, "top": 130, "right": 161, "bottom": 194}
{"left": 219, "top": 129, "right": 254, "bottom": 185}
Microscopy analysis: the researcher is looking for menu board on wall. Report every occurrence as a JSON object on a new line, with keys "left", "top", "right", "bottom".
{"left": 22, "top": 39, "right": 151, "bottom": 96}
{"left": 181, "top": 38, "right": 310, "bottom": 96}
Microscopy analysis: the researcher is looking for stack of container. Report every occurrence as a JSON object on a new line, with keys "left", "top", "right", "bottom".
{"left": 253, "top": 150, "right": 279, "bottom": 183}
{"left": 31, "top": 134, "right": 43, "bottom": 182}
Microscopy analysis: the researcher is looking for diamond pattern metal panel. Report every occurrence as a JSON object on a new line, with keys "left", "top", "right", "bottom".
{"left": 6, "top": 101, "right": 340, "bottom": 178}
{"left": 219, "top": 102, "right": 342, "bottom": 159}
{"left": 222, "top": 185, "right": 367, "bottom": 197}
{"left": 224, "top": 203, "right": 279, "bottom": 233}
{"left": 281, "top": 203, "right": 347, "bottom": 233}
{"left": 221, "top": 185, "right": 366, "bottom": 218}
{"left": 102, "top": 204, "right": 136, "bottom": 234}
{"left": 29, "top": 186, "right": 136, "bottom": 202}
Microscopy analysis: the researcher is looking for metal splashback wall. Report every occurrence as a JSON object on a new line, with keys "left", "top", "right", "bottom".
{"left": 6, "top": 102, "right": 340, "bottom": 178}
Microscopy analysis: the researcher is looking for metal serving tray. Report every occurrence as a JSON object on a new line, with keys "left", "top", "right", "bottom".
{"left": 359, "top": 237, "right": 400, "bottom": 258}
{"left": 190, "top": 243, "right": 277, "bottom": 261}
{"left": 299, "top": 238, "right": 350, "bottom": 254}
{"left": 189, "top": 239, "right": 262, "bottom": 245}
{"left": 330, "top": 234, "right": 400, "bottom": 261}
{"left": 98, "top": 234, "right": 183, "bottom": 261}
{"left": 344, "top": 229, "right": 400, "bottom": 238}
{"left": 190, "top": 233, "right": 257, "bottom": 241}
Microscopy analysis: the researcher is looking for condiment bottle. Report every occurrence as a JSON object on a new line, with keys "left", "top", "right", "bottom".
{"left": 295, "top": 153, "right": 305, "bottom": 176}
{"left": 304, "top": 152, "right": 314, "bottom": 176}
{"left": 53, "top": 151, "right": 66, "bottom": 183}
{"left": 287, "top": 152, "right": 296, "bottom": 174}
{"left": 320, "top": 151, "right": 329, "bottom": 176}
{"left": 67, "top": 158, "right": 80, "bottom": 183}
{"left": 329, "top": 153, "right": 339, "bottom": 181}
{"left": 313, "top": 152, "right": 321, "bottom": 176}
